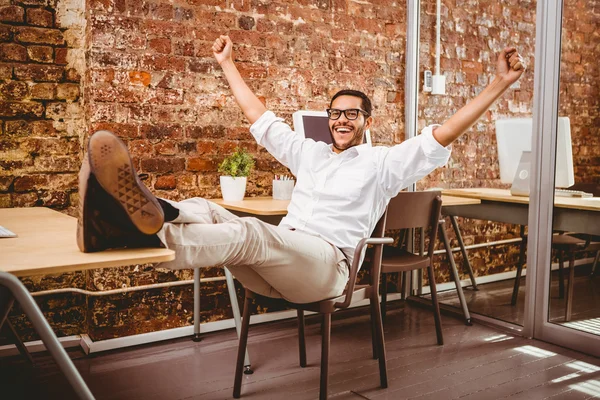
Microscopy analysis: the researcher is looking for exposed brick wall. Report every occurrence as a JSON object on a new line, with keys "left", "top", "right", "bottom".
{"left": 85, "top": 0, "right": 407, "bottom": 202}
{"left": 560, "top": 0, "right": 600, "bottom": 183}
{"left": 0, "top": 0, "right": 86, "bottom": 214}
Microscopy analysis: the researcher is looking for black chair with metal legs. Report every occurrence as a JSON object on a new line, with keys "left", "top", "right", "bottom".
{"left": 233, "top": 214, "right": 393, "bottom": 400}
{"left": 0, "top": 272, "right": 94, "bottom": 400}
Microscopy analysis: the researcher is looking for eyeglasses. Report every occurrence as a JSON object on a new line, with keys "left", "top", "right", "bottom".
{"left": 326, "top": 108, "right": 370, "bottom": 121}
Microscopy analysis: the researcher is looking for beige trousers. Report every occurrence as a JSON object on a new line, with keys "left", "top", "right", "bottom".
{"left": 156, "top": 198, "right": 349, "bottom": 304}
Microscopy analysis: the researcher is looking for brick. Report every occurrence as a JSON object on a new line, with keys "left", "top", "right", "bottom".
{"left": 173, "top": 7, "right": 193, "bottom": 21}
{"left": 140, "top": 123, "right": 182, "bottom": 139}
{"left": 13, "top": 174, "right": 49, "bottom": 192}
{"left": 56, "top": 83, "right": 80, "bottom": 101}
{"left": 5, "top": 120, "right": 30, "bottom": 136}
{"left": 140, "top": 55, "right": 185, "bottom": 72}
{"left": 0, "top": 81, "right": 29, "bottom": 100}
{"left": 26, "top": 8, "right": 53, "bottom": 27}
{"left": 14, "top": 64, "right": 64, "bottom": 82}
{"left": 187, "top": 158, "right": 217, "bottom": 172}
{"left": 33, "top": 156, "right": 79, "bottom": 172}
{"left": 140, "top": 157, "right": 185, "bottom": 172}
{"left": 40, "top": 191, "right": 70, "bottom": 208}
{"left": 31, "top": 120, "right": 58, "bottom": 136}
{"left": 154, "top": 175, "right": 176, "bottom": 190}
{"left": 238, "top": 16, "right": 255, "bottom": 30}
{"left": 54, "top": 48, "right": 67, "bottom": 65}
{"left": 0, "top": 43, "right": 28, "bottom": 62}
{"left": 187, "top": 59, "right": 213, "bottom": 74}
{"left": 0, "top": 23, "right": 10, "bottom": 41}
{"left": 149, "top": 2, "right": 172, "bottom": 20}
{"left": 0, "top": 62, "right": 11, "bottom": 79}
{"left": 129, "top": 70, "right": 151, "bottom": 86}
{"left": 186, "top": 125, "right": 226, "bottom": 139}
{"left": 10, "top": 192, "right": 39, "bottom": 208}
{"left": 0, "top": 5, "right": 24, "bottom": 23}
{"left": 27, "top": 45, "right": 53, "bottom": 63}
{"left": 0, "top": 101, "right": 44, "bottom": 117}
{"left": 148, "top": 38, "right": 171, "bottom": 54}
{"left": 20, "top": 137, "right": 78, "bottom": 155}
{"left": 16, "top": 27, "right": 64, "bottom": 45}
{"left": 65, "top": 68, "right": 80, "bottom": 83}
{"left": 0, "top": 175, "right": 13, "bottom": 191}
{"left": 91, "top": 122, "right": 140, "bottom": 139}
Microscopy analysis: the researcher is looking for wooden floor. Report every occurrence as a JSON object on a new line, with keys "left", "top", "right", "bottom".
{"left": 1, "top": 301, "right": 600, "bottom": 400}
{"left": 437, "top": 264, "right": 600, "bottom": 328}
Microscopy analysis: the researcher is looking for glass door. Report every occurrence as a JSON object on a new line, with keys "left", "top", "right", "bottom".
{"left": 529, "top": 0, "right": 600, "bottom": 358}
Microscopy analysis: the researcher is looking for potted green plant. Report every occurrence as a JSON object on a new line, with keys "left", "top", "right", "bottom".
{"left": 218, "top": 147, "right": 255, "bottom": 201}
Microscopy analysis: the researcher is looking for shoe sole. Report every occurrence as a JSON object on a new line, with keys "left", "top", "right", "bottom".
{"left": 88, "top": 130, "right": 164, "bottom": 235}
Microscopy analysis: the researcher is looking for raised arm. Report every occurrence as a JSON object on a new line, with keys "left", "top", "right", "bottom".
{"left": 212, "top": 35, "right": 267, "bottom": 124}
{"left": 432, "top": 47, "right": 526, "bottom": 147}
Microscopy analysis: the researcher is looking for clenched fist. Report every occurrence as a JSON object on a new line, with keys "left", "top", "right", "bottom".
{"left": 497, "top": 47, "right": 526, "bottom": 85}
{"left": 213, "top": 35, "right": 233, "bottom": 65}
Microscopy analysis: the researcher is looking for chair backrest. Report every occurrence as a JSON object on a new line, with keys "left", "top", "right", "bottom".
{"left": 385, "top": 191, "right": 443, "bottom": 257}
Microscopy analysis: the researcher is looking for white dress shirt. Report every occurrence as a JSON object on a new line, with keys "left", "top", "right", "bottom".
{"left": 250, "top": 111, "right": 451, "bottom": 267}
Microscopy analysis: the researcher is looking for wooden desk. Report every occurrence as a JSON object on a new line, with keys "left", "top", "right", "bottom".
{"left": 442, "top": 188, "right": 600, "bottom": 235}
{"left": 211, "top": 194, "right": 481, "bottom": 215}
{"left": 0, "top": 208, "right": 175, "bottom": 400}
{"left": 1, "top": 208, "right": 175, "bottom": 277}
{"left": 209, "top": 195, "right": 481, "bottom": 325}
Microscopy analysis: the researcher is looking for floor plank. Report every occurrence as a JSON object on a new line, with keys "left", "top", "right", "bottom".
{"left": 1, "top": 301, "right": 599, "bottom": 400}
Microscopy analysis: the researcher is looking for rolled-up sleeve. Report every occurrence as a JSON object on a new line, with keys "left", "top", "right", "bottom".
{"left": 250, "top": 110, "right": 310, "bottom": 174}
{"left": 378, "top": 124, "right": 451, "bottom": 197}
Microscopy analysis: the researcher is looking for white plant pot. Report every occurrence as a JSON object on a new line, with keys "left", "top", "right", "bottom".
{"left": 220, "top": 176, "right": 247, "bottom": 201}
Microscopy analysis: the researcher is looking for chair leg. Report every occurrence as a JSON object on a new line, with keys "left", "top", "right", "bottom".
{"left": 427, "top": 265, "right": 444, "bottom": 345}
{"left": 590, "top": 250, "right": 599, "bottom": 278}
{"left": 565, "top": 251, "right": 576, "bottom": 322}
{"left": 380, "top": 273, "right": 388, "bottom": 324}
{"left": 558, "top": 250, "right": 565, "bottom": 298}
{"left": 370, "top": 293, "right": 388, "bottom": 388}
{"left": 511, "top": 234, "right": 527, "bottom": 306}
{"left": 319, "top": 313, "right": 331, "bottom": 400}
{"left": 370, "top": 296, "right": 378, "bottom": 360}
{"left": 297, "top": 309, "right": 306, "bottom": 368}
{"left": 0, "top": 273, "right": 94, "bottom": 400}
{"left": 6, "top": 320, "right": 35, "bottom": 364}
{"left": 233, "top": 292, "right": 252, "bottom": 399}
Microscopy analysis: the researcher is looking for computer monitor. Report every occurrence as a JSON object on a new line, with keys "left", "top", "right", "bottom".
{"left": 292, "top": 110, "right": 372, "bottom": 146}
{"left": 495, "top": 117, "right": 574, "bottom": 188}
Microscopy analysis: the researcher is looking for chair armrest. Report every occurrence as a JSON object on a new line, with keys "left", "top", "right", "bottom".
{"left": 334, "top": 237, "right": 394, "bottom": 309}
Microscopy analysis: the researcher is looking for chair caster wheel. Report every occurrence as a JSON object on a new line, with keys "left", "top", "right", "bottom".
{"left": 244, "top": 365, "right": 254, "bottom": 375}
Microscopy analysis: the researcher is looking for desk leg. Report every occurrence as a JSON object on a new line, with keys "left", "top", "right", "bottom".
{"left": 590, "top": 250, "right": 599, "bottom": 277}
{"left": 225, "top": 268, "right": 253, "bottom": 374}
{"left": 0, "top": 288, "right": 33, "bottom": 364}
{"left": 192, "top": 268, "right": 202, "bottom": 342}
{"left": 0, "top": 273, "right": 94, "bottom": 400}
{"left": 448, "top": 216, "right": 478, "bottom": 290}
{"left": 438, "top": 221, "right": 472, "bottom": 325}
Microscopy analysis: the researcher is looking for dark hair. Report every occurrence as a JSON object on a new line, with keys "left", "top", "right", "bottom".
{"left": 330, "top": 89, "right": 372, "bottom": 116}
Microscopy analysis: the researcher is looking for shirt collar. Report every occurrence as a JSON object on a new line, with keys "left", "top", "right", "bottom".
{"left": 326, "top": 143, "right": 369, "bottom": 156}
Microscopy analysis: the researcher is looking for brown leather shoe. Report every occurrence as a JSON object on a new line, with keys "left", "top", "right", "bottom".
{"left": 77, "top": 130, "right": 164, "bottom": 253}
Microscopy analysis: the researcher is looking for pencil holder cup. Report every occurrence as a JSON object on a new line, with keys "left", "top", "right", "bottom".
{"left": 272, "top": 179, "right": 295, "bottom": 200}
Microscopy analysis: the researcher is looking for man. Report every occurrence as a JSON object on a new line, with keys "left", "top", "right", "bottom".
{"left": 78, "top": 36, "right": 525, "bottom": 304}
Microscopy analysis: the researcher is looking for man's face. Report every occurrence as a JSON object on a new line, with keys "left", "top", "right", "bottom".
{"left": 328, "top": 95, "right": 372, "bottom": 154}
